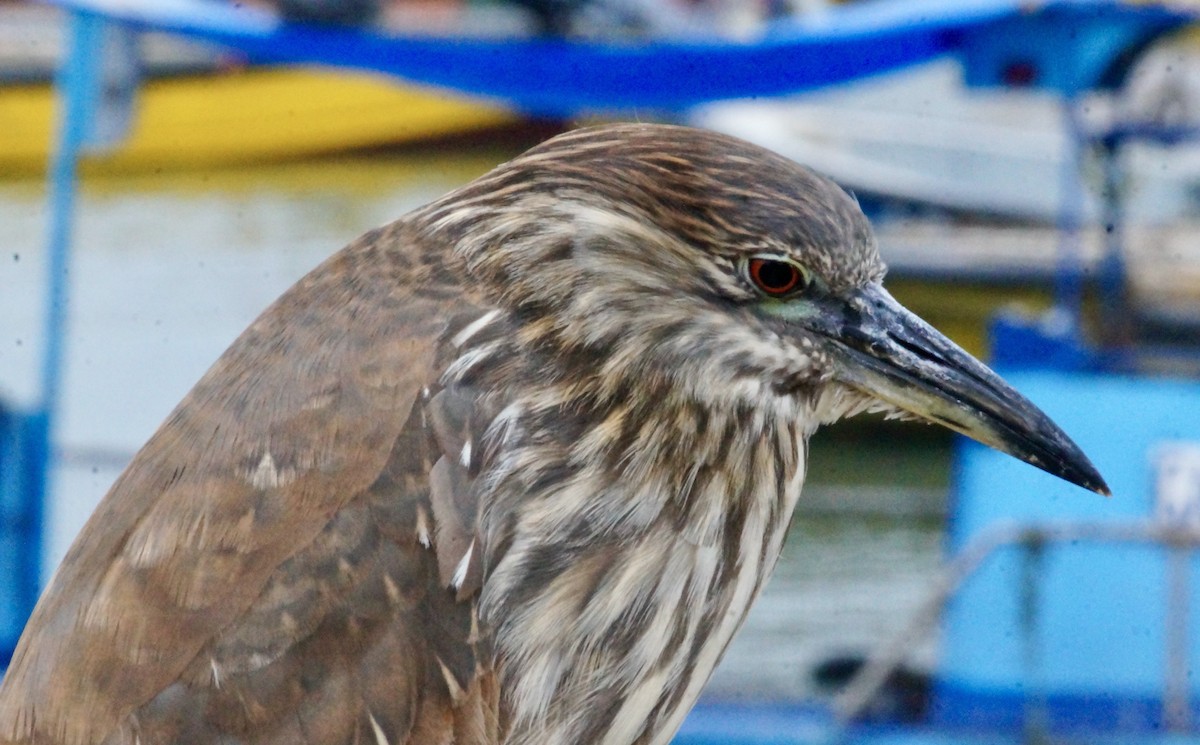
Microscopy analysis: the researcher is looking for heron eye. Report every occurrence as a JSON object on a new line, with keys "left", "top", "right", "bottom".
{"left": 746, "top": 257, "right": 807, "bottom": 298}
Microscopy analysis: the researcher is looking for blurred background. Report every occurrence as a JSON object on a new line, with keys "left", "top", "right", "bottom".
{"left": 5, "top": 0, "right": 1200, "bottom": 742}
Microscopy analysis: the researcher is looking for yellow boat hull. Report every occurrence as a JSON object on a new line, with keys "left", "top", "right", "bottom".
{"left": 1, "top": 66, "right": 515, "bottom": 177}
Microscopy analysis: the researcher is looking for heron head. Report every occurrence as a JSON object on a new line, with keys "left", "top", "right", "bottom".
{"left": 424, "top": 123, "right": 1108, "bottom": 495}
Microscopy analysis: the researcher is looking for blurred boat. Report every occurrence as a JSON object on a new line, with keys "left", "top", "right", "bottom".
{"left": 49, "top": 0, "right": 1125, "bottom": 116}
{"left": 1, "top": 65, "right": 516, "bottom": 177}
{"left": 23, "top": 0, "right": 1195, "bottom": 185}
{"left": 0, "top": 3, "right": 516, "bottom": 178}
{"left": 694, "top": 60, "right": 1200, "bottom": 224}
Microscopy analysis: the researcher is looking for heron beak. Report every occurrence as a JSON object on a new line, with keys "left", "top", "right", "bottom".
{"left": 766, "top": 282, "right": 1108, "bottom": 495}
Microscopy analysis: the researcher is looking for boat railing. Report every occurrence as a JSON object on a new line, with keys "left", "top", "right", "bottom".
{"left": 834, "top": 518, "right": 1200, "bottom": 733}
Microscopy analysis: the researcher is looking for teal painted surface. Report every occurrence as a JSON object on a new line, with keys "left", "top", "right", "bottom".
{"left": 0, "top": 408, "right": 47, "bottom": 666}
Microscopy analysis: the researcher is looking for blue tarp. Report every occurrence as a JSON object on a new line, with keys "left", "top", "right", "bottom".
{"left": 45, "top": 0, "right": 1195, "bottom": 115}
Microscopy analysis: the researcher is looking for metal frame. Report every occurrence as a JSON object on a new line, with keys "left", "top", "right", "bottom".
{"left": 835, "top": 520, "right": 1200, "bottom": 735}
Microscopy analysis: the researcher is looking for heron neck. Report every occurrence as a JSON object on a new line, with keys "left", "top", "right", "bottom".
{"left": 478, "top": 386, "right": 809, "bottom": 745}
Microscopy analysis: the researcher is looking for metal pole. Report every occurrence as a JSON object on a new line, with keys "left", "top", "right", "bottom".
{"left": 1020, "top": 534, "right": 1049, "bottom": 745}
{"left": 1096, "top": 132, "right": 1132, "bottom": 348}
{"left": 1163, "top": 539, "right": 1192, "bottom": 732}
{"left": 30, "top": 10, "right": 104, "bottom": 596}
{"left": 1054, "top": 97, "right": 1088, "bottom": 325}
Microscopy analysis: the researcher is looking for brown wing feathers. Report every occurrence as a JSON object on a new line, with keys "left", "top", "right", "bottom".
{"left": 0, "top": 225, "right": 501, "bottom": 745}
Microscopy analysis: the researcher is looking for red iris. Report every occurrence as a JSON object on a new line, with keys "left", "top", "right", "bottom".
{"left": 748, "top": 258, "right": 805, "bottom": 297}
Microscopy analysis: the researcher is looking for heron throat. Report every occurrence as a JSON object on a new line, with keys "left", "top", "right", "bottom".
{"left": 475, "top": 380, "right": 812, "bottom": 745}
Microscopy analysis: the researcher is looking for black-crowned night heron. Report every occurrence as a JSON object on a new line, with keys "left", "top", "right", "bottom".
{"left": 0, "top": 123, "right": 1106, "bottom": 745}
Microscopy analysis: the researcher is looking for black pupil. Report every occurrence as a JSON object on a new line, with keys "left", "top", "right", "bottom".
{"left": 758, "top": 261, "right": 797, "bottom": 291}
